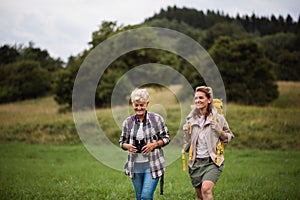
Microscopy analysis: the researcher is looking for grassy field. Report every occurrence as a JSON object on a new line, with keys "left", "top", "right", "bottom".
{"left": 0, "top": 81, "right": 300, "bottom": 199}
{"left": 0, "top": 144, "right": 299, "bottom": 200}
{"left": 0, "top": 82, "right": 299, "bottom": 149}
{"left": 226, "top": 81, "right": 300, "bottom": 150}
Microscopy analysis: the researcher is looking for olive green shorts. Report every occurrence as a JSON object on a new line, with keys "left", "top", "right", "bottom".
{"left": 188, "top": 157, "right": 223, "bottom": 188}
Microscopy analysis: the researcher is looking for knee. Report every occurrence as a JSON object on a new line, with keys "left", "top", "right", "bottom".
{"left": 201, "top": 184, "right": 213, "bottom": 196}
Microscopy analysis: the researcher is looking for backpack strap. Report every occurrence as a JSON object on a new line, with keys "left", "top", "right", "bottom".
{"left": 127, "top": 112, "right": 156, "bottom": 131}
{"left": 127, "top": 114, "right": 135, "bottom": 132}
{"left": 148, "top": 112, "right": 158, "bottom": 132}
{"left": 160, "top": 174, "right": 164, "bottom": 195}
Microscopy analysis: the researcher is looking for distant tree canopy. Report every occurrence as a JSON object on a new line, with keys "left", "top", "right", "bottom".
{"left": 146, "top": 6, "right": 299, "bottom": 36}
{"left": 0, "top": 43, "right": 63, "bottom": 103}
{"left": 0, "top": 43, "right": 63, "bottom": 72}
{"left": 0, "top": 60, "right": 51, "bottom": 103}
{"left": 144, "top": 7, "right": 300, "bottom": 82}
{"left": 0, "top": 44, "right": 20, "bottom": 64}
{"left": 2, "top": 7, "right": 299, "bottom": 106}
{"left": 209, "top": 37, "right": 278, "bottom": 105}
{"left": 201, "top": 22, "right": 250, "bottom": 49}
{"left": 54, "top": 22, "right": 181, "bottom": 108}
{"left": 144, "top": 7, "right": 300, "bottom": 97}
{"left": 256, "top": 33, "right": 300, "bottom": 80}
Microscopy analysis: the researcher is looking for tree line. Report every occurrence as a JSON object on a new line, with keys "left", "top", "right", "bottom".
{"left": 1, "top": 7, "right": 299, "bottom": 107}
{"left": 146, "top": 6, "right": 299, "bottom": 36}
{"left": 0, "top": 42, "right": 63, "bottom": 103}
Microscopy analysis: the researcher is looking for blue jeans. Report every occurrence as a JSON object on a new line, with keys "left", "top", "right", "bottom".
{"left": 132, "top": 162, "right": 159, "bottom": 200}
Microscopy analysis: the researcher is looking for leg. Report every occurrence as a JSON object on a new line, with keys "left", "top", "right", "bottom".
{"left": 195, "top": 186, "right": 203, "bottom": 200}
{"left": 141, "top": 170, "right": 159, "bottom": 200}
{"left": 201, "top": 180, "right": 214, "bottom": 200}
{"left": 132, "top": 172, "right": 144, "bottom": 200}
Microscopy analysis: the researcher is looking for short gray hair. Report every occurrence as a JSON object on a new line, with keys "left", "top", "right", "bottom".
{"left": 130, "top": 88, "right": 149, "bottom": 103}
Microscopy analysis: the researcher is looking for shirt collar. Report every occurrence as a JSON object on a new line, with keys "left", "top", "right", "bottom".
{"left": 134, "top": 110, "right": 148, "bottom": 125}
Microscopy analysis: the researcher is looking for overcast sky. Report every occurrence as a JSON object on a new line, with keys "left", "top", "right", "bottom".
{"left": 1, "top": 0, "right": 299, "bottom": 62}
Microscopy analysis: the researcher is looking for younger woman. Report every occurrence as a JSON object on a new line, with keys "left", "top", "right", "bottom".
{"left": 183, "top": 86, "right": 234, "bottom": 200}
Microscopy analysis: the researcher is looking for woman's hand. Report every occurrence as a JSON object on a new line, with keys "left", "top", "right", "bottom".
{"left": 211, "top": 121, "right": 227, "bottom": 140}
{"left": 141, "top": 142, "right": 159, "bottom": 154}
{"left": 123, "top": 143, "right": 137, "bottom": 153}
{"left": 211, "top": 120, "right": 222, "bottom": 135}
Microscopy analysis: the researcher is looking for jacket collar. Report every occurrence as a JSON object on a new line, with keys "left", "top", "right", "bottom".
{"left": 186, "top": 108, "right": 215, "bottom": 126}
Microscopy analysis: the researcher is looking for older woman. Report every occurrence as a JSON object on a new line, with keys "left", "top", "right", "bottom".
{"left": 119, "top": 88, "right": 170, "bottom": 200}
{"left": 183, "top": 86, "right": 234, "bottom": 200}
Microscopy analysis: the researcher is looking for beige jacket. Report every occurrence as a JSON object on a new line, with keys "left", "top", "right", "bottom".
{"left": 183, "top": 107, "right": 234, "bottom": 168}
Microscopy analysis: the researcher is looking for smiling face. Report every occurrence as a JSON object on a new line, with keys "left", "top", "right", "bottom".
{"left": 132, "top": 100, "right": 148, "bottom": 118}
{"left": 194, "top": 91, "right": 210, "bottom": 111}
{"left": 130, "top": 88, "right": 150, "bottom": 120}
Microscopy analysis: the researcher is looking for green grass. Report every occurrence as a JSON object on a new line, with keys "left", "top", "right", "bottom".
{"left": 226, "top": 103, "right": 300, "bottom": 150}
{"left": 0, "top": 96, "right": 78, "bottom": 144}
{"left": 0, "top": 144, "right": 134, "bottom": 199}
{"left": 0, "top": 144, "right": 299, "bottom": 199}
{"left": 0, "top": 81, "right": 300, "bottom": 199}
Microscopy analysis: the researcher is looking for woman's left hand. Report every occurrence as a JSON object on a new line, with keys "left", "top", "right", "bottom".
{"left": 211, "top": 120, "right": 222, "bottom": 135}
{"left": 141, "top": 142, "right": 157, "bottom": 154}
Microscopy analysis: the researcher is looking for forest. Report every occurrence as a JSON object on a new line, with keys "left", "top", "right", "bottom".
{"left": 1, "top": 6, "right": 299, "bottom": 107}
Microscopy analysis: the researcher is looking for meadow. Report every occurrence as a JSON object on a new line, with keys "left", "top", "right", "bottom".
{"left": 0, "top": 81, "right": 300, "bottom": 199}
{"left": 0, "top": 144, "right": 299, "bottom": 199}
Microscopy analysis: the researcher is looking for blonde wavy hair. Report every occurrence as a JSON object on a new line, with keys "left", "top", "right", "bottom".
{"left": 193, "top": 86, "right": 214, "bottom": 118}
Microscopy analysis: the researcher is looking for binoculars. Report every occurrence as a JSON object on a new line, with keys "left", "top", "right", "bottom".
{"left": 134, "top": 139, "right": 146, "bottom": 153}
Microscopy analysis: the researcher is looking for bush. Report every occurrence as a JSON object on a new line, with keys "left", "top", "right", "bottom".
{"left": 0, "top": 61, "right": 51, "bottom": 103}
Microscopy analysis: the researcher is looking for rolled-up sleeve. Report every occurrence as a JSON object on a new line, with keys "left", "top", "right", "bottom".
{"left": 221, "top": 118, "right": 234, "bottom": 143}
{"left": 157, "top": 116, "right": 170, "bottom": 147}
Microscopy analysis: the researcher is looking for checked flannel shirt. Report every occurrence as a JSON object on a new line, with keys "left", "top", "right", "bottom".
{"left": 119, "top": 111, "right": 170, "bottom": 178}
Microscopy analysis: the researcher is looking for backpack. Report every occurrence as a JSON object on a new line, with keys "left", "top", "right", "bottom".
{"left": 213, "top": 99, "right": 225, "bottom": 166}
{"left": 182, "top": 99, "right": 225, "bottom": 171}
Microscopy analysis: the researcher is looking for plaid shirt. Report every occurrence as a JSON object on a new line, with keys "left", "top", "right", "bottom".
{"left": 119, "top": 111, "right": 170, "bottom": 178}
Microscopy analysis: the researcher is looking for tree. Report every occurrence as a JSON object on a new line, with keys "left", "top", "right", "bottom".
{"left": 0, "top": 61, "right": 51, "bottom": 103}
{"left": 0, "top": 45, "right": 19, "bottom": 65}
{"left": 88, "top": 21, "right": 121, "bottom": 48}
{"left": 19, "top": 42, "right": 63, "bottom": 72}
{"left": 0, "top": 43, "right": 64, "bottom": 103}
{"left": 146, "top": 7, "right": 300, "bottom": 35}
{"left": 201, "top": 22, "right": 251, "bottom": 49}
{"left": 256, "top": 32, "right": 300, "bottom": 80}
{"left": 276, "top": 50, "right": 300, "bottom": 81}
{"left": 54, "top": 55, "right": 83, "bottom": 107}
{"left": 54, "top": 21, "right": 182, "bottom": 108}
{"left": 145, "top": 18, "right": 204, "bottom": 42}
{"left": 209, "top": 37, "right": 278, "bottom": 105}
